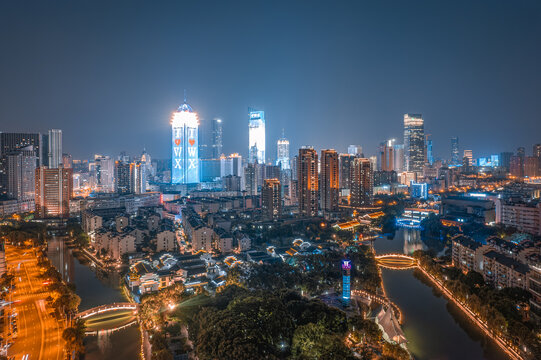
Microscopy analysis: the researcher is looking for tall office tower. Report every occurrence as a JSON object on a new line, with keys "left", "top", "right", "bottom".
{"left": 114, "top": 161, "right": 131, "bottom": 194}
{"left": 48, "top": 129, "right": 62, "bottom": 168}
{"left": 94, "top": 155, "right": 115, "bottom": 192}
{"left": 347, "top": 145, "right": 363, "bottom": 157}
{"left": 171, "top": 100, "right": 199, "bottom": 184}
{"left": 500, "top": 152, "right": 513, "bottom": 172}
{"left": 426, "top": 135, "right": 434, "bottom": 165}
{"left": 220, "top": 153, "right": 243, "bottom": 178}
{"left": 534, "top": 144, "right": 541, "bottom": 158}
{"left": 510, "top": 155, "right": 524, "bottom": 178}
{"left": 393, "top": 144, "right": 404, "bottom": 172}
{"left": 276, "top": 130, "right": 290, "bottom": 170}
{"left": 404, "top": 114, "right": 425, "bottom": 174}
{"left": 298, "top": 147, "right": 318, "bottom": 217}
{"left": 211, "top": 118, "right": 223, "bottom": 158}
{"left": 463, "top": 150, "right": 473, "bottom": 167}
{"left": 248, "top": 109, "right": 265, "bottom": 164}
{"left": 262, "top": 178, "right": 281, "bottom": 219}
{"left": 7, "top": 146, "right": 36, "bottom": 201}
{"left": 351, "top": 158, "right": 373, "bottom": 207}
{"left": 35, "top": 167, "right": 73, "bottom": 218}
{"left": 244, "top": 162, "right": 258, "bottom": 195}
{"left": 451, "top": 137, "right": 460, "bottom": 165}
{"left": 130, "top": 162, "right": 145, "bottom": 194}
{"left": 320, "top": 149, "right": 339, "bottom": 212}
{"left": 517, "top": 147, "right": 526, "bottom": 159}
{"left": 378, "top": 140, "right": 395, "bottom": 171}
{"left": 339, "top": 154, "right": 355, "bottom": 190}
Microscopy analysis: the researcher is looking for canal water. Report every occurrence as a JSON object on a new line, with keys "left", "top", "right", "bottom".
{"left": 374, "top": 228, "right": 509, "bottom": 360}
{"left": 47, "top": 237, "right": 140, "bottom": 359}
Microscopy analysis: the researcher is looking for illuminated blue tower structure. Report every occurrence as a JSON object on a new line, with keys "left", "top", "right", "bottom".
{"left": 171, "top": 99, "right": 200, "bottom": 184}
{"left": 341, "top": 259, "right": 352, "bottom": 306}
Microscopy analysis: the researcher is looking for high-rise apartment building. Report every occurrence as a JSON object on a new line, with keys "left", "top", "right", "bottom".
{"left": 393, "top": 144, "right": 404, "bottom": 172}
{"left": 339, "top": 154, "right": 355, "bottom": 190}
{"left": 404, "top": 114, "right": 425, "bottom": 174}
{"left": 451, "top": 137, "right": 460, "bottom": 165}
{"left": 115, "top": 161, "right": 131, "bottom": 194}
{"left": 248, "top": 109, "right": 265, "bottom": 164}
{"left": 211, "top": 118, "right": 223, "bottom": 159}
{"left": 48, "top": 129, "right": 62, "bottom": 168}
{"left": 171, "top": 100, "right": 199, "bottom": 184}
{"left": 320, "top": 149, "right": 339, "bottom": 212}
{"left": 262, "top": 178, "right": 281, "bottom": 219}
{"left": 276, "top": 131, "right": 290, "bottom": 170}
{"left": 244, "top": 163, "right": 258, "bottom": 196}
{"left": 94, "top": 155, "right": 114, "bottom": 192}
{"left": 463, "top": 150, "right": 473, "bottom": 167}
{"left": 7, "top": 146, "right": 36, "bottom": 202}
{"left": 298, "top": 147, "right": 318, "bottom": 217}
{"left": 524, "top": 156, "right": 539, "bottom": 178}
{"left": 35, "top": 167, "right": 73, "bottom": 218}
{"left": 378, "top": 140, "right": 395, "bottom": 171}
{"left": 534, "top": 144, "right": 541, "bottom": 159}
{"left": 220, "top": 152, "right": 241, "bottom": 174}
{"left": 351, "top": 158, "right": 373, "bottom": 207}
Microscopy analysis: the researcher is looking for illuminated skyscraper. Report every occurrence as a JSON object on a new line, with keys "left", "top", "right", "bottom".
{"left": 211, "top": 118, "right": 223, "bottom": 158}
{"left": 320, "top": 149, "right": 339, "bottom": 212}
{"left": 451, "top": 137, "right": 459, "bottom": 165}
{"left": 276, "top": 130, "right": 290, "bottom": 170}
{"left": 48, "top": 129, "right": 62, "bottom": 168}
{"left": 298, "top": 147, "right": 318, "bottom": 217}
{"left": 171, "top": 100, "right": 199, "bottom": 184}
{"left": 248, "top": 109, "right": 265, "bottom": 164}
{"left": 404, "top": 114, "right": 425, "bottom": 174}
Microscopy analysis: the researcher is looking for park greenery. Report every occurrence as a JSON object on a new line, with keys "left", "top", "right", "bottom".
{"left": 138, "top": 246, "right": 406, "bottom": 360}
{"left": 413, "top": 250, "right": 541, "bottom": 359}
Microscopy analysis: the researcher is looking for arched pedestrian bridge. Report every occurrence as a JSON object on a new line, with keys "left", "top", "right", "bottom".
{"left": 76, "top": 302, "right": 138, "bottom": 319}
{"left": 375, "top": 254, "right": 417, "bottom": 270}
{"left": 76, "top": 302, "right": 139, "bottom": 334}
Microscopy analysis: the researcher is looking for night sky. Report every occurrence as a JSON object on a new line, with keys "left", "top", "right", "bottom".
{"left": 1, "top": 0, "right": 540, "bottom": 161}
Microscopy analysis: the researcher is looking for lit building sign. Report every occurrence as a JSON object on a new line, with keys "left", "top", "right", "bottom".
{"left": 341, "top": 259, "right": 352, "bottom": 270}
{"left": 171, "top": 102, "right": 199, "bottom": 184}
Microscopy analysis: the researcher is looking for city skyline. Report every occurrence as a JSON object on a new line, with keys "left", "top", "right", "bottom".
{"left": 1, "top": 0, "right": 540, "bottom": 160}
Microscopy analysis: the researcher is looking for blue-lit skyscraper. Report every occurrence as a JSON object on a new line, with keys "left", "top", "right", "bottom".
{"left": 341, "top": 259, "right": 351, "bottom": 306}
{"left": 248, "top": 108, "right": 265, "bottom": 164}
{"left": 426, "top": 136, "right": 434, "bottom": 165}
{"left": 171, "top": 100, "right": 199, "bottom": 184}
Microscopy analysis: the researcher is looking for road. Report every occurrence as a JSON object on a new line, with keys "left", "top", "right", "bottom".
{"left": 5, "top": 245, "right": 64, "bottom": 360}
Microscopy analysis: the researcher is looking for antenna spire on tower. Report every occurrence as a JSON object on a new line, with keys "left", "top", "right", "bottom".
{"left": 184, "top": 89, "right": 187, "bottom": 103}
